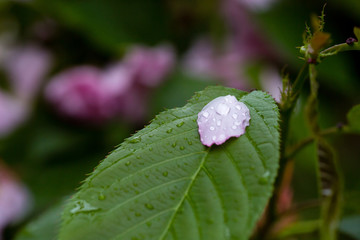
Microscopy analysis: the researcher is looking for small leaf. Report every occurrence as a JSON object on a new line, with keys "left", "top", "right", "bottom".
{"left": 347, "top": 104, "right": 360, "bottom": 133}
{"left": 310, "top": 32, "right": 331, "bottom": 54}
{"left": 59, "top": 86, "right": 280, "bottom": 240}
{"left": 354, "top": 27, "right": 360, "bottom": 41}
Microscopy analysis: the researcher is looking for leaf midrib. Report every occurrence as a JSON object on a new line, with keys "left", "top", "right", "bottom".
{"left": 158, "top": 149, "right": 210, "bottom": 240}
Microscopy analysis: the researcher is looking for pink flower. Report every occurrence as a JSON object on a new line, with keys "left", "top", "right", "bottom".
{"left": 260, "top": 67, "right": 282, "bottom": 102}
{"left": 197, "top": 95, "right": 250, "bottom": 147}
{"left": 0, "top": 45, "right": 52, "bottom": 137}
{"left": 3, "top": 45, "right": 52, "bottom": 101}
{"left": 235, "top": 0, "right": 277, "bottom": 12}
{"left": 0, "top": 93, "right": 28, "bottom": 137}
{"left": 183, "top": 38, "right": 248, "bottom": 89}
{"left": 45, "top": 66, "right": 117, "bottom": 122}
{"left": 0, "top": 164, "right": 30, "bottom": 240}
{"left": 124, "top": 44, "right": 175, "bottom": 87}
{"left": 45, "top": 44, "right": 175, "bottom": 123}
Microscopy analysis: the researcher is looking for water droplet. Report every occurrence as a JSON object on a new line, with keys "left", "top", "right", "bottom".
{"left": 145, "top": 203, "right": 154, "bottom": 210}
{"left": 136, "top": 155, "right": 141, "bottom": 159}
{"left": 172, "top": 142, "right": 177, "bottom": 148}
{"left": 235, "top": 121, "right": 241, "bottom": 126}
{"left": 125, "top": 161, "right": 131, "bottom": 166}
{"left": 202, "top": 112, "right": 209, "bottom": 118}
{"left": 217, "top": 120, "right": 221, "bottom": 126}
{"left": 145, "top": 174, "right": 149, "bottom": 178}
{"left": 232, "top": 113, "right": 238, "bottom": 119}
{"left": 236, "top": 105, "right": 241, "bottom": 110}
{"left": 149, "top": 134, "right": 153, "bottom": 138}
{"left": 149, "top": 147, "right": 153, "bottom": 151}
{"left": 187, "top": 140, "right": 193, "bottom": 145}
{"left": 129, "top": 137, "right": 141, "bottom": 143}
{"left": 210, "top": 126, "right": 215, "bottom": 131}
{"left": 180, "top": 146, "right": 185, "bottom": 150}
{"left": 70, "top": 200, "right": 99, "bottom": 214}
{"left": 212, "top": 136, "right": 217, "bottom": 141}
{"left": 162, "top": 171, "right": 168, "bottom": 177}
{"left": 232, "top": 125, "right": 237, "bottom": 129}
{"left": 216, "top": 103, "right": 230, "bottom": 115}
{"left": 146, "top": 221, "right": 152, "bottom": 227}
{"left": 219, "top": 134, "right": 225, "bottom": 141}
{"left": 98, "top": 193, "right": 106, "bottom": 200}
{"left": 132, "top": 237, "right": 139, "bottom": 240}
{"left": 166, "top": 128, "right": 173, "bottom": 133}
{"left": 133, "top": 183, "right": 138, "bottom": 187}
{"left": 135, "top": 212, "right": 141, "bottom": 217}
{"left": 259, "top": 171, "right": 270, "bottom": 185}
{"left": 176, "top": 122, "right": 185, "bottom": 127}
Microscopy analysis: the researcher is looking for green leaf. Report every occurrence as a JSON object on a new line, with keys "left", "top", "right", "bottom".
{"left": 15, "top": 202, "right": 63, "bottom": 240}
{"left": 59, "top": 86, "right": 280, "bottom": 240}
{"left": 347, "top": 104, "right": 360, "bottom": 132}
{"left": 354, "top": 27, "right": 360, "bottom": 41}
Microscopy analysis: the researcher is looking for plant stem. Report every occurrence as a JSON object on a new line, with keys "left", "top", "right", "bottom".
{"left": 254, "top": 63, "right": 310, "bottom": 240}
{"left": 285, "top": 126, "right": 345, "bottom": 159}
{"left": 319, "top": 42, "right": 360, "bottom": 59}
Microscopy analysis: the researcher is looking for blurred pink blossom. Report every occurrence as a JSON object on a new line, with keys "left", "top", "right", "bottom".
{"left": 45, "top": 66, "right": 116, "bottom": 122}
{"left": 0, "top": 93, "right": 28, "bottom": 137}
{"left": 0, "top": 164, "right": 30, "bottom": 240}
{"left": 124, "top": 45, "right": 175, "bottom": 87}
{"left": 183, "top": 0, "right": 280, "bottom": 93}
{"left": 260, "top": 67, "right": 283, "bottom": 102}
{"left": 235, "top": 0, "right": 277, "bottom": 12}
{"left": 0, "top": 45, "right": 52, "bottom": 137}
{"left": 183, "top": 38, "right": 248, "bottom": 89}
{"left": 45, "top": 44, "right": 175, "bottom": 123}
{"left": 222, "top": 0, "right": 277, "bottom": 59}
{"left": 3, "top": 45, "right": 52, "bottom": 101}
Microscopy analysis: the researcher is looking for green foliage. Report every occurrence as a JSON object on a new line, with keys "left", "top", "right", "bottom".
{"left": 15, "top": 202, "right": 63, "bottom": 240}
{"left": 59, "top": 86, "right": 280, "bottom": 240}
{"left": 347, "top": 104, "right": 360, "bottom": 133}
{"left": 354, "top": 27, "right": 360, "bottom": 40}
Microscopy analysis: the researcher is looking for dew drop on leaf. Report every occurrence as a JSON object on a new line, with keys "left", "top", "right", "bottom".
{"left": 162, "top": 171, "right": 168, "bottom": 177}
{"left": 166, "top": 128, "right": 173, "bottom": 133}
{"left": 70, "top": 200, "right": 99, "bottom": 214}
{"left": 129, "top": 137, "right": 141, "bottom": 143}
{"left": 258, "top": 171, "right": 270, "bottom": 185}
{"left": 145, "top": 203, "right": 154, "bottom": 210}
{"left": 98, "top": 193, "right": 106, "bottom": 200}
{"left": 176, "top": 121, "right": 185, "bottom": 127}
